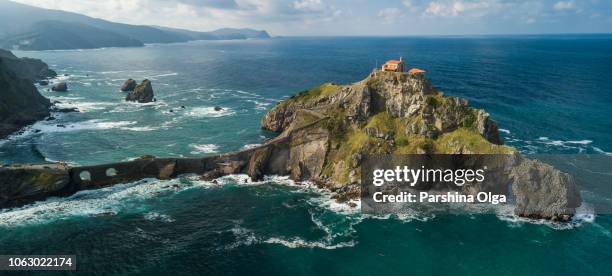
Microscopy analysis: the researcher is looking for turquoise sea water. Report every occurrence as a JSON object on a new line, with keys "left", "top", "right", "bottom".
{"left": 1, "top": 36, "right": 612, "bottom": 275}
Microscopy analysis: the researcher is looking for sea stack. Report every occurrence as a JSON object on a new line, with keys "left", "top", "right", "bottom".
{"left": 51, "top": 82, "right": 68, "bottom": 92}
{"left": 120, "top": 78, "right": 137, "bottom": 92}
{"left": 125, "top": 79, "right": 154, "bottom": 103}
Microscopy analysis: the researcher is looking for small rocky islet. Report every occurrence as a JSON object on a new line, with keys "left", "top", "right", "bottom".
{"left": 0, "top": 69, "right": 581, "bottom": 221}
{"left": 122, "top": 78, "right": 155, "bottom": 103}
{"left": 51, "top": 82, "right": 67, "bottom": 92}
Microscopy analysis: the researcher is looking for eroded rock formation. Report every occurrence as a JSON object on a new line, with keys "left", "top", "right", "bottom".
{"left": 52, "top": 82, "right": 68, "bottom": 92}
{"left": 120, "top": 78, "right": 137, "bottom": 92}
{"left": 125, "top": 79, "right": 154, "bottom": 103}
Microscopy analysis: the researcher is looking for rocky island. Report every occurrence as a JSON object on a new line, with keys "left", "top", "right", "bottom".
{"left": 0, "top": 70, "right": 581, "bottom": 221}
{"left": 125, "top": 79, "right": 155, "bottom": 103}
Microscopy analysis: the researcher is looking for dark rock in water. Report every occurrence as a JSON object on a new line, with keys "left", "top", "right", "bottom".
{"left": 93, "top": 212, "right": 116, "bottom": 217}
{"left": 138, "top": 155, "right": 156, "bottom": 160}
{"left": 56, "top": 124, "right": 66, "bottom": 128}
{"left": 120, "top": 78, "right": 137, "bottom": 92}
{"left": 51, "top": 106, "right": 79, "bottom": 113}
{"left": 180, "top": 106, "right": 185, "bottom": 109}
{"left": 510, "top": 157, "right": 582, "bottom": 221}
{"left": 125, "top": 79, "right": 154, "bottom": 103}
{"left": 214, "top": 106, "right": 223, "bottom": 111}
{"left": 169, "top": 109, "right": 174, "bottom": 113}
{"left": 52, "top": 82, "right": 67, "bottom": 91}
{"left": 38, "top": 80, "right": 49, "bottom": 86}
{"left": 46, "top": 116, "right": 56, "bottom": 121}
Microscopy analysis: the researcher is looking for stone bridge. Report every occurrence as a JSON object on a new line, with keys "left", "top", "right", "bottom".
{"left": 0, "top": 148, "right": 262, "bottom": 209}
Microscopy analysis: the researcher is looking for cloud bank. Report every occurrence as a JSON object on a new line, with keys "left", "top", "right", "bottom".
{"left": 10, "top": 0, "right": 612, "bottom": 35}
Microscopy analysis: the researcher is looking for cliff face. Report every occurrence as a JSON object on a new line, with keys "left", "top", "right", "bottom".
{"left": 261, "top": 70, "right": 506, "bottom": 185}
{"left": 257, "top": 70, "right": 581, "bottom": 220}
{"left": 0, "top": 49, "right": 56, "bottom": 80}
{"left": 0, "top": 49, "right": 54, "bottom": 139}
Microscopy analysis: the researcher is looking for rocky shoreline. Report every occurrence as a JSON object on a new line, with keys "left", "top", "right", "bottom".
{"left": 0, "top": 70, "right": 582, "bottom": 221}
{"left": 0, "top": 49, "right": 56, "bottom": 139}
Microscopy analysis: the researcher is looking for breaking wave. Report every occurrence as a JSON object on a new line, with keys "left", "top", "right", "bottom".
{"left": 496, "top": 203, "right": 595, "bottom": 230}
{"left": 0, "top": 178, "right": 187, "bottom": 227}
{"left": 501, "top": 130, "right": 607, "bottom": 154}
{"left": 189, "top": 144, "right": 219, "bottom": 154}
{"left": 185, "top": 107, "right": 235, "bottom": 118}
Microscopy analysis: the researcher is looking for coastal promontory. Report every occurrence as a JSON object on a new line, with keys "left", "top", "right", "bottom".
{"left": 0, "top": 50, "right": 53, "bottom": 139}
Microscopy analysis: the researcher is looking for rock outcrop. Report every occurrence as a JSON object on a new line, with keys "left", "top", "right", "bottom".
{"left": 125, "top": 79, "right": 154, "bottom": 103}
{"left": 0, "top": 58, "right": 51, "bottom": 139}
{"left": 0, "top": 70, "right": 582, "bottom": 221}
{"left": 510, "top": 156, "right": 582, "bottom": 221}
{"left": 52, "top": 82, "right": 68, "bottom": 92}
{"left": 259, "top": 70, "right": 580, "bottom": 219}
{"left": 0, "top": 49, "right": 57, "bottom": 80}
{"left": 0, "top": 163, "right": 71, "bottom": 207}
{"left": 120, "top": 79, "right": 137, "bottom": 92}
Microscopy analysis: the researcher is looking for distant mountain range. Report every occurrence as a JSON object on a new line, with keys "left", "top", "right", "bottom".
{"left": 0, "top": 0, "right": 270, "bottom": 51}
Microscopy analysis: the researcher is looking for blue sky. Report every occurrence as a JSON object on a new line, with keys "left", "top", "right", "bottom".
{"left": 12, "top": 0, "right": 612, "bottom": 35}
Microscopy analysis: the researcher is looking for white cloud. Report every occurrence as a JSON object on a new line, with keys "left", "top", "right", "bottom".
{"left": 423, "top": 0, "right": 499, "bottom": 18}
{"left": 293, "top": 0, "right": 323, "bottom": 11}
{"left": 11, "top": 0, "right": 346, "bottom": 34}
{"left": 8, "top": 0, "right": 612, "bottom": 36}
{"left": 402, "top": 0, "right": 413, "bottom": 8}
{"left": 378, "top": 7, "right": 403, "bottom": 24}
{"left": 553, "top": 1, "right": 575, "bottom": 11}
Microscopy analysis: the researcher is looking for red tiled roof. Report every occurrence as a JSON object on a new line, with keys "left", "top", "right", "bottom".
{"left": 385, "top": 60, "right": 402, "bottom": 64}
{"left": 409, "top": 68, "right": 426, "bottom": 75}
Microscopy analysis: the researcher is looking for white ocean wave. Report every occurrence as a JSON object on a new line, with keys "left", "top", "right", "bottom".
{"left": 537, "top": 137, "right": 592, "bottom": 146}
{"left": 241, "top": 144, "right": 262, "bottom": 150}
{"left": 263, "top": 237, "right": 355, "bottom": 249}
{"left": 496, "top": 203, "right": 595, "bottom": 230}
{"left": 190, "top": 144, "right": 219, "bottom": 154}
{"left": 185, "top": 106, "right": 235, "bottom": 118}
{"left": 53, "top": 101, "right": 115, "bottom": 112}
{"left": 52, "top": 74, "right": 71, "bottom": 82}
{"left": 121, "top": 126, "right": 159, "bottom": 132}
{"left": 224, "top": 224, "right": 259, "bottom": 249}
{"left": 225, "top": 220, "right": 356, "bottom": 250}
{"left": 246, "top": 99, "right": 271, "bottom": 110}
{"left": 504, "top": 132, "right": 604, "bottom": 154}
{"left": 593, "top": 147, "right": 612, "bottom": 155}
{"left": 144, "top": 212, "right": 175, "bottom": 223}
{"left": 0, "top": 178, "right": 187, "bottom": 227}
{"left": 148, "top": 72, "right": 178, "bottom": 79}
{"left": 35, "top": 120, "right": 138, "bottom": 133}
